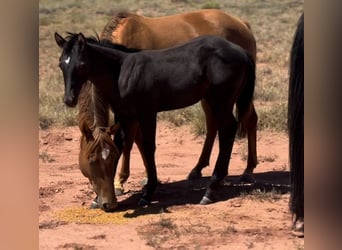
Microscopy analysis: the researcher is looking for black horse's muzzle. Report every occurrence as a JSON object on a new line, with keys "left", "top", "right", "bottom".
{"left": 64, "top": 94, "right": 77, "bottom": 107}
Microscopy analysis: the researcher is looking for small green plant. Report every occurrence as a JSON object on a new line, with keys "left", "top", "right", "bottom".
{"left": 202, "top": 1, "right": 221, "bottom": 9}
{"left": 39, "top": 151, "right": 55, "bottom": 163}
{"left": 158, "top": 217, "right": 176, "bottom": 229}
{"left": 157, "top": 103, "right": 206, "bottom": 136}
{"left": 257, "top": 102, "right": 288, "bottom": 132}
{"left": 239, "top": 141, "right": 248, "bottom": 161}
{"left": 222, "top": 222, "right": 237, "bottom": 235}
{"left": 261, "top": 153, "right": 278, "bottom": 162}
{"left": 242, "top": 188, "right": 282, "bottom": 202}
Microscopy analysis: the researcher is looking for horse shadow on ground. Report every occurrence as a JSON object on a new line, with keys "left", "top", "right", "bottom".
{"left": 115, "top": 171, "right": 290, "bottom": 218}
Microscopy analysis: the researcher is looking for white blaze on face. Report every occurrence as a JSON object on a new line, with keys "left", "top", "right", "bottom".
{"left": 101, "top": 148, "right": 110, "bottom": 160}
{"left": 64, "top": 56, "right": 70, "bottom": 64}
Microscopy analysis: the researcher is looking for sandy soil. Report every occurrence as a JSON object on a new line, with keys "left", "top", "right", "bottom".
{"left": 39, "top": 121, "right": 304, "bottom": 249}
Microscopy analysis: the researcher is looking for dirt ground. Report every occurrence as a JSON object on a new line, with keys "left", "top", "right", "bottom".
{"left": 39, "top": 121, "right": 304, "bottom": 249}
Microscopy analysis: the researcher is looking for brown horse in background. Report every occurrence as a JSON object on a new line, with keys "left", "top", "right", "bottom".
{"left": 98, "top": 9, "right": 258, "bottom": 195}
{"left": 77, "top": 82, "right": 121, "bottom": 211}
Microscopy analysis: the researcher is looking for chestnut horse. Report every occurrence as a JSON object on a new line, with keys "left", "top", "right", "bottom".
{"left": 77, "top": 81, "right": 122, "bottom": 211}
{"left": 54, "top": 33, "right": 256, "bottom": 206}
{"left": 288, "top": 13, "right": 304, "bottom": 236}
{"left": 99, "top": 9, "right": 258, "bottom": 195}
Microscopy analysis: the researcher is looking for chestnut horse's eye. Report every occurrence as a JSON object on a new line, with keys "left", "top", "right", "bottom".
{"left": 88, "top": 154, "right": 97, "bottom": 166}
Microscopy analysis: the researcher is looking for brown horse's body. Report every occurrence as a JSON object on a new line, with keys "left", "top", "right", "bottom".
{"left": 99, "top": 9, "right": 258, "bottom": 194}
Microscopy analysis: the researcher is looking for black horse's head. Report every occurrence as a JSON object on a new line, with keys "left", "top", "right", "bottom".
{"left": 55, "top": 32, "right": 90, "bottom": 107}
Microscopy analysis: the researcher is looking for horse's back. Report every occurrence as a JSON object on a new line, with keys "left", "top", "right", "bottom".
{"left": 101, "top": 9, "right": 256, "bottom": 58}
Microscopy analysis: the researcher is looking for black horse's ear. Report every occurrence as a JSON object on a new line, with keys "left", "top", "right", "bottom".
{"left": 78, "top": 33, "right": 86, "bottom": 43}
{"left": 78, "top": 32, "right": 87, "bottom": 49}
{"left": 55, "top": 32, "right": 65, "bottom": 48}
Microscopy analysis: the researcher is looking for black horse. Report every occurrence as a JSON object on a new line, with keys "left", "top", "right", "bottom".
{"left": 288, "top": 13, "right": 304, "bottom": 236}
{"left": 55, "top": 32, "right": 256, "bottom": 208}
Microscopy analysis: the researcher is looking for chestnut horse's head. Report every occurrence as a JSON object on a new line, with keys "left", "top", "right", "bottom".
{"left": 79, "top": 122, "right": 121, "bottom": 212}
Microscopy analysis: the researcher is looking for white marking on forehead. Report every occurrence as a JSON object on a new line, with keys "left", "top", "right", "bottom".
{"left": 101, "top": 148, "right": 110, "bottom": 160}
{"left": 64, "top": 56, "right": 70, "bottom": 64}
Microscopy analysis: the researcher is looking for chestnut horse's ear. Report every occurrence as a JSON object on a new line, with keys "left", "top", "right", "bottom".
{"left": 80, "top": 123, "right": 94, "bottom": 142}
{"left": 54, "top": 32, "right": 66, "bottom": 48}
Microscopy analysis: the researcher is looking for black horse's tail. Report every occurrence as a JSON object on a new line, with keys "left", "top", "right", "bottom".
{"left": 235, "top": 53, "right": 256, "bottom": 135}
{"left": 288, "top": 13, "right": 304, "bottom": 221}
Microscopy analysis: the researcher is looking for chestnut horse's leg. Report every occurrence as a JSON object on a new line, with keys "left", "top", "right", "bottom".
{"left": 188, "top": 99, "right": 217, "bottom": 179}
{"left": 200, "top": 112, "right": 237, "bottom": 204}
{"left": 239, "top": 102, "right": 258, "bottom": 182}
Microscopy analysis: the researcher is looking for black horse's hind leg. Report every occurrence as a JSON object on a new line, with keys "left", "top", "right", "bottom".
{"left": 136, "top": 115, "right": 159, "bottom": 206}
{"left": 188, "top": 99, "right": 218, "bottom": 179}
{"left": 239, "top": 102, "right": 258, "bottom": 183}
{"left": 188, "top": 100, "right": 258, "bottom": 183}
{"left": 200, "top": 113, "right": 237, "bottom": 204}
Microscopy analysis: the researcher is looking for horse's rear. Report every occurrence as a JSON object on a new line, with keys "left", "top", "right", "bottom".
{"left": 100, "top": 9, "right": 258, "bottom": 194}
{"left": 288, "top": 13, "right": 304, "bottom": 236}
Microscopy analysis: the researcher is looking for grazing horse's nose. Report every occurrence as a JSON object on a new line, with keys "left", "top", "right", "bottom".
{"left": 101, "top": 201, "right": 117, "bottom": 212}
{"left": 102, "top": 203, "right": 109, "bottom": 211}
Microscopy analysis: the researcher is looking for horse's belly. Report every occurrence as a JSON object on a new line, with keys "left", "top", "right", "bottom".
{"left": 158, "top": 85, "right": 206, "bottom": 111}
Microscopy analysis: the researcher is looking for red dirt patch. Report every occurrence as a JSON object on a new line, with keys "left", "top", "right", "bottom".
{"left": 39, "top": 121, "right": 304, "bottom": 249}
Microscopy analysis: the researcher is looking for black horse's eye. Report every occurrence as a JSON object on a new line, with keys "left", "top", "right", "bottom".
{"left": 78, "top": 62, "right": 86, "bottom": 70}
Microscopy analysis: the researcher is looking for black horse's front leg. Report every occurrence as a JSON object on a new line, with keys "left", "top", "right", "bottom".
{"left": 136, "top": 115, "right": 159, "bottom": 206}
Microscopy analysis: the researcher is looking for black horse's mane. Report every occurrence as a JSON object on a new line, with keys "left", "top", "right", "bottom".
{"left": 64, "top": 32, "right": 141, "bottom": 53}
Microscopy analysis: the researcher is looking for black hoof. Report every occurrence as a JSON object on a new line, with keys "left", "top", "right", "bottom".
{"left": 199, "top": 196, "right": 214, "bottom": 205}
{"left": 240, "top": 173, "right": 255, "bottom": 183}
{"left": 292, "top": 217, "right": 304, "bottom": 237}
{"left": 138, "top": 197, "right": 151, "bottom": 207}
{"left": 187, "top": 169, "right": 202, "bottom": 180}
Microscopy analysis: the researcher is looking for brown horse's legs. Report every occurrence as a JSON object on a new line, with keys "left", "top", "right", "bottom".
{"left": 200, "top": 113, "right": 237, "bottom": 204}
{"left": 240, "top": 103, "right": 258, "bottom": 183}
{"left": 114, "top": 122, "right": 139, "bottom": 195}
{"left": 188, "top": 99, "right": 218, "bottom": 179}
{"left": 137, "top": 116, "right": 159, "bottom": 206}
